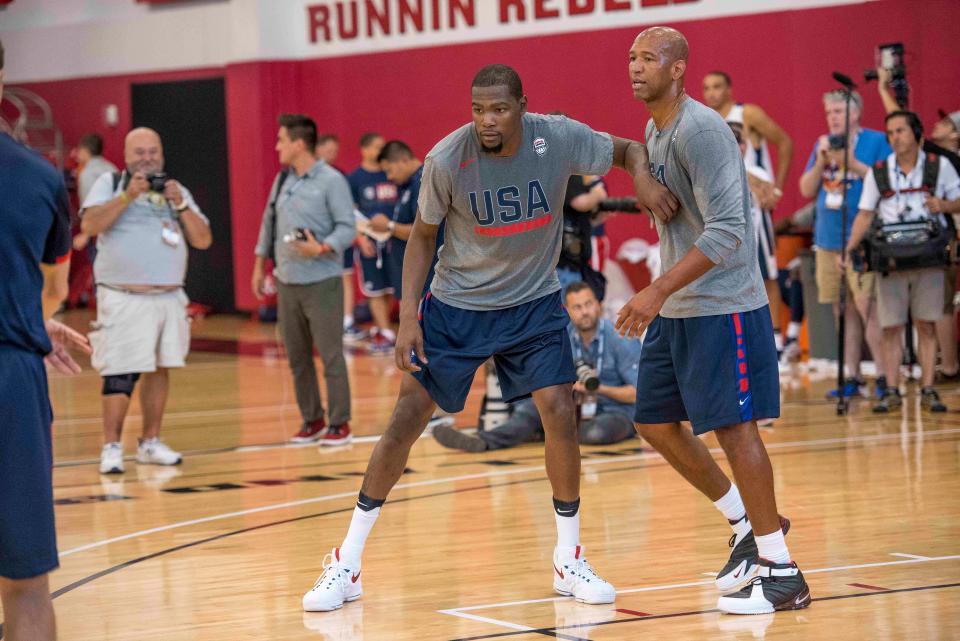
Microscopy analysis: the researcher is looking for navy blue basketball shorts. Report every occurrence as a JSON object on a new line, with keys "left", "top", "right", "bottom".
{"left": 412, "top": 291, "right": 576, "bottom": 413}
{"left": 358, "top": 251, "right": 393, "bottom": 297}
{"left": 634, "top": 306, "right": 780, "bottom": 434}
{"left": 0, "top": 346, "right": 59, "bottom": 579}
{"left": 342, "top": 245, "right": 355, "bottom": 274}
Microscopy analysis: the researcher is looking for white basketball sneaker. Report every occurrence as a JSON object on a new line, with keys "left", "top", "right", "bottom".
{"left": 303, "top": 548, "right": 363, "bottom": 612}
{"left": 552, "top": 545, "right": 616, "bottom": 604}
{"left": 99, "top": 442, "right": 125, "bottom": 475}
{"left": 136, "top": 437, "right": 182, "bottom": 466}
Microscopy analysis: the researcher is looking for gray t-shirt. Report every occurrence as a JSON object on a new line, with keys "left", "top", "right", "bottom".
{"left": 418, "top": 113, "right": 613, "bottom": 310}
{"left": 81, "top": 171, "right": 208, "bottom": 287}
{"left": 645, "top": 98, "right": 767, "bottom": 318}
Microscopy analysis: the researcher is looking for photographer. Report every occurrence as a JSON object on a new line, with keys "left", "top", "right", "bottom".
{"left": 431, "top": 282, "right": 641, "bottom": 452}
{"left": 799, "top": 90, "right": 891, "bottom": 399}
{"left": 843, "top": 111, "right": 960, "bottom": 413}
{"left": 876, "top": 74, "right": 960, "bottom": 382}
{"left": 81, "top": 127, "right": 211, "bottom": 475}
{"left": 558, "top": 174, "right": 608, "bottom": 299}
{"left": 253, "top": 114, "right": 356, "bottom": 445}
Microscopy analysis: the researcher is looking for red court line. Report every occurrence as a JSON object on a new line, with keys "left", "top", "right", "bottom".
{"left": 615, "top": 608, "right": 651, "bottom": 617}
{"left": 848, "top": 583, "right": 890, "bottom": 592}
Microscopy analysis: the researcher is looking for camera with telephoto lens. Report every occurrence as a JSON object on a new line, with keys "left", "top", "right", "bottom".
{"left": 864, "top": 43, "right": 909, "bottom": 108}
{"left": 596, "top": 197, "right": 641, "bottom": 213}
{"left": 146, "top": 172, "right": 169, "bottom": 193}
{"left": 574, "top": 360, "right": 599, "bottom": 391}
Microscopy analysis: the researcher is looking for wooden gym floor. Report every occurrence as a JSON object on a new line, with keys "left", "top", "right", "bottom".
{"left": 8, "top": 312, "right": 960, "bottom": 640}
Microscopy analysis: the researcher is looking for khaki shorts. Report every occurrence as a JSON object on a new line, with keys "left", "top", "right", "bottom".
{"left": 945, "top": 265, "right": 958, "bottom": 314}
{"left": 89, "top": 287, "right": 191, "bottom": 376}
{"left": 815, "top": 248, "right": 876, "bottom": 304}
{"left": 876, "top": 269, "right": 945, "bottom": 329}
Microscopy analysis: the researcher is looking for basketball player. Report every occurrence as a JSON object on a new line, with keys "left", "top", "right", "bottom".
{"left": 302, "top": 64, "right": 678, "bottom": 612}
{"left": 620, "top": 27, "right": 810, "bottom": 614}
{"left": 702, "top": 71, "right": 794, "bottom": 198}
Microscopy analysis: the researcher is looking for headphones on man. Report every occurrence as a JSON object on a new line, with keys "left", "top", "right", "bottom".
{"left": 887, "top": 111, "right": 924, "bottom": 143}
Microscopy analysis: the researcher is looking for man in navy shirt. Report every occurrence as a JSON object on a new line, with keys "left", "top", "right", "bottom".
{"left": 348, "top": 133, "right": 398, "bottom": 353}
{"left": 0, "top": 38, "right": 90, "bottom": 641}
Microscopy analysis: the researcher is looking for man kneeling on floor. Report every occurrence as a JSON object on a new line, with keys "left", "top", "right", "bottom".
{"left": 433, "top": 282, "right": 641, "bottom": 452}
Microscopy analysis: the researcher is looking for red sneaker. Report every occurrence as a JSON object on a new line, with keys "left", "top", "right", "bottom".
{"left": 290, "top": 419, "right": 326, "bottom": 443}
{"left": 368, "top": 332, "right": 395, "bottom": 355}
{"left": 320, "top": 423, "right": 353, "bottom": 447}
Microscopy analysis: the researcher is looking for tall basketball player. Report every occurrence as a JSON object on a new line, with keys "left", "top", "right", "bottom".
{"left": 302, "top": 64, "right": 678, "bottom": 612}
{"left": 618, "top": 27, "right": 811, "bottom": 614}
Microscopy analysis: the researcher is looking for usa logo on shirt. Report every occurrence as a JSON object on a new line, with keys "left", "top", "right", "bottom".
{"left": 533, "top": 137, "right": 548, "bottom": 157}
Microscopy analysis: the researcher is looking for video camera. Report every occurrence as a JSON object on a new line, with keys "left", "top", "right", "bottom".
{"left": 864, "top": 43, "right": 909, "bottom": 108}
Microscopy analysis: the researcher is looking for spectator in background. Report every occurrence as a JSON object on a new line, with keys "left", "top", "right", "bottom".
{"left": 0, "top": 37, "right": 91, "bottom": 640}
{"left": 729, "top": 121, "right": 782, "bottom": 362}
{"left": 876, "top": 75, "right": 960, "bottom": 383}
{"left": 348, "top": 132, "right": 398, "bottom": 353}
{"left": 843, "top": 111, "right": 960, "bottom": 413}
{"left": 72, "top": 133, "right": 118, "bottom": 251}
{"left": 81, "top": 127, "right": 212, "bottom": 474}
{"left": 431, "top": 283, "right": 640, "bottom": 452}
{"left": 316, "top": 133, "right": 341, "bottom": 169}
{"left": 799, "top": 89, "right": 891, "bottom": 400}
{"left": 703, "top": 71, "right": 794, "bottom": 202}
{"left": 253, "top": 114, "right": 356, "bottom": 445}
{"left": 558, "top": 173, "right": 608, "bottom": 299}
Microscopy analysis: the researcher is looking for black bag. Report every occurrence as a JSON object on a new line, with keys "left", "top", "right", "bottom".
{"left": 858, "top": 155, "right": 955, "bottom": 275}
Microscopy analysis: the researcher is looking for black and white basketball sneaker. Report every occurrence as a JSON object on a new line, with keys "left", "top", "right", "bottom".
{"left": 715, "top": 515, "right": 790, "bottom": 592}
{"left": 717, "top": 559, "right": 811, "bottom": 614}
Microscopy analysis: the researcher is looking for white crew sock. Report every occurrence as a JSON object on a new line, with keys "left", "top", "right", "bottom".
{"left": 713, "top": 484, "right": 747, "bottom": 523}
{"left": 380, "top": 327, "right": 397, "bottom": 341}
{"left": 343, "top": 314, "right": 354, "bottom": 329}
{"left": 553, "top": 497, "right": 581, "bottom": 551}
{"left": 774, "top": 332, "right": 785, "bottom": 352}
{"left": 340, "top": 506, "right": 380, "bottom": 566}
{"left": 755, "top": 529, "right": 791, "bottom": 564}
{"left": 786, "top": 321, "right": 801, "bottom": 340}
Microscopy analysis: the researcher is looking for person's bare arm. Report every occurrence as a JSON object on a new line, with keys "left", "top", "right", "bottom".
{"left": 81, "top": 172, "right": 148, "bottom": 236}
{"left": 744, "top": 103, "right": 794, "bottom": 192}
{"left": 40, "top": 260, "right": 70, "bottom": 320}
{"left": 876, "top": 67, "right": 901, "bottom": 115}
{"left": 799, "top": 137, "right": 829, "bottom": 199}
{"left": 611, "top": 136, "right": 679, "bottom": 223}
{"left": 570, "top": 177, "right": 608, "bottom": 213}
{"left": 842, "top": 209, "right": 877, "bottom": 260}
{"left": 615, "top": 246, "right": 716, "bottom": 338}
{"left": 395, "top": 213, "right": 441, "bottom": 373}
{"left": 595, "top": 383, "right": 636, "bottom": 405}
{"left": 164, "top": 181, "right": 212, "bottom": 249}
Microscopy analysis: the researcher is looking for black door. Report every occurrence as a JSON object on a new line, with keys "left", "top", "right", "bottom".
{"left": 131, "top": 77, "right": 234, "bottom": 312}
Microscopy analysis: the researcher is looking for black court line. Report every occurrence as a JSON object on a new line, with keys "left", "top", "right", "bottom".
{"left": 446, "top": 582, "right": 960, "bottom": 641}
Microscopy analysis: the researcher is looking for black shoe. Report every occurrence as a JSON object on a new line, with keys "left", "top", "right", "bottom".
{"left": 921, "top": 387, "right": 947, "bottom": 413}
{"left": 715, "top": 515, "right": 790, "bottom": 592}
{"left": 432, "top": 424, "right": 488, "bottom": 453}
{"left": 872, "top": 388, "right": 903, "bottom": 413}
{"left": 717, "top": 559, "right": 811, "bottom": 615}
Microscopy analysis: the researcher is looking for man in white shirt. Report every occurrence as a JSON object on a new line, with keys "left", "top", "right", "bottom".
{"left": 845, "top": 111, "right": 960, "bottom": 413}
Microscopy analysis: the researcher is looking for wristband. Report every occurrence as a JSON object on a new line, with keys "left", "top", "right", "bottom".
{"left": 119, "top": 191, "right": 130, "bottom": 204}
{"left": 176, "top": 201, "right": 190, "bottom": 212}
{"left": 388, "top": 221, "right": 396, "bottom": 233}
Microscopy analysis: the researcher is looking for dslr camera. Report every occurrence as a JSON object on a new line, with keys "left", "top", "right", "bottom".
{"left": 146, "top": 172, "right": 169, "bottom": 193}
{"left": 574, "top": 360, "right": 599, "bottom": 391}
{"left": 864, "top": 43, "right": 908, "bottom": 108}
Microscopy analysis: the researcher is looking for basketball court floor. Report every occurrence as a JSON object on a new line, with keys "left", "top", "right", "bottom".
{"left": 16, "top": 312, "right": 960, "bottom": 640}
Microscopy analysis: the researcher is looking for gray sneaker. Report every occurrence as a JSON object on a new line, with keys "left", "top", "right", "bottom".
{"left": 432, "top": 424, "right": 488, "bottom": 453}
{"left": 872, "top": 389, "right": 903, "bottom": 413}
{"left": 920, "top": 387, "right": 947, "bottom": 413}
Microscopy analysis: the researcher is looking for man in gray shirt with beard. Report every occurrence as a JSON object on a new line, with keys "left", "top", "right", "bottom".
{"left": 616, "top": 27, "right": 810, "bottom": 616}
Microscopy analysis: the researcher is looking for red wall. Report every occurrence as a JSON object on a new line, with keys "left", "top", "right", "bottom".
{"left": 18, "top": 0, "right": 960, "bottom": 311}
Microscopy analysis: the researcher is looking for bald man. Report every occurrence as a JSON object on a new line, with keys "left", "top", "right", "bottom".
{"left": 617, "top": 27, "right": 810, "bottom": 615}
{"left": 81, "top": 127, "right": 212, "bottom": 475}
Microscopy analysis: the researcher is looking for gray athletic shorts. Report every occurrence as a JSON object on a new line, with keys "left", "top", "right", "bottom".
{"left": 876, "top": 269, "right": 945, "bottom": 328}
